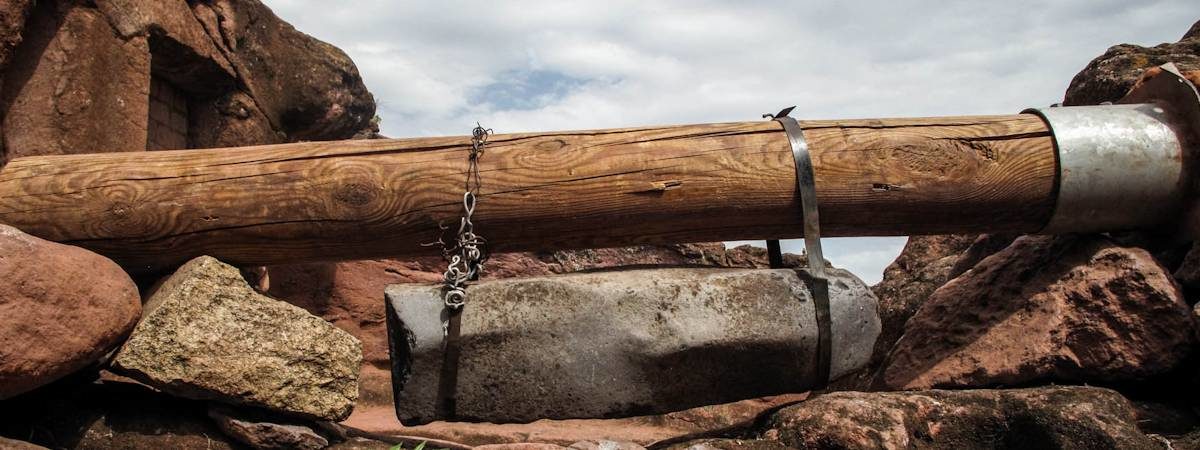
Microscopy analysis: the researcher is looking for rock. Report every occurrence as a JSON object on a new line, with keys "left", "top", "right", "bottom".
{"left": 568, "top": 440, "right": 646, "bottom": 450}
{"left": 0, "top": 224, "right": 141, "bottom": 399}
{"left": 762, "top": 386, "right": 1159, "bottom": 449}
{"left": 343, "top": 394, "right": 807, "bottom": 447}
{"left": 190, "top": 90, "right": 285, "bottom": 149}
{"left": 111, "top": 256, "right": 362, "bottom": 421}
{"left": 1063, "top": 19, "right": 1200, "bottom": 106}
{"left": 268, "top": 243, "right": 800, "bottom": 407}
{"left": 93, "top": 0, "right": 236, "bottom": 93}
{"left": 0, "top": 0, "right": 33, "bottom": 70}
{"left": 0, "top": 380, "right": 240, "bottom": 449}
{"left": 882, "top": 235, "right": 1192, "bottom": 390}
{"left": 386, "top": 268, "right": 877, "bottom": 424}
{"left": 661, "top": 439, "right": 792, "bottom": 450}
{"left": 194, "top": 0, "right": 376, "bottom": 140}
{"left": 869, "top": 234, "right": 1012, "bottom": 362}
{"left": 208, "top": 405, "right": 329, "bottom": 450}
{"left": 2, "top": 2, "right": 151, "bottom": 160}
{"left": 0, "top": 437, "right": 48, "bottom": 450}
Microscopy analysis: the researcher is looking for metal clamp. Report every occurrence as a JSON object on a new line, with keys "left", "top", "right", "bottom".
{"left": 766, "top": 107, "right": 833, "bottom": 388}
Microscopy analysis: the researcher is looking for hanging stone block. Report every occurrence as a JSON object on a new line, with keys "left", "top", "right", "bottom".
{"left": 384, "top": 267, "right": 881, "bottom": 424}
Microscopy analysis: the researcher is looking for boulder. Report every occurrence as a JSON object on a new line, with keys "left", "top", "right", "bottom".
{"left": 882, "top": 235, "right": 1192, "bottom": 390}
{"left": 869, "top": 234, "right": 1013, "bottom": 364}
{"left": 111, "top": 256, "right": 362, "bottom": 421}
{"left": 386, "top": 267, "right": 878, "bottom": 424}
{"left": 267, "top": 243, "right": 795, "bottom": 407}
{"left": 0, "top": 224, "right": 141, "bottom": 399}
{"left": 208, "top": 405, "right": 329, "bottom": 450}
{"left": 1063, "top": 19, "right": 1200, "bottom": 106}
{"left": 193, "top": 0, "right": 376, "bottom": 140}
{"left": 761, "top": 386, "right": 1159, "bottom": 449}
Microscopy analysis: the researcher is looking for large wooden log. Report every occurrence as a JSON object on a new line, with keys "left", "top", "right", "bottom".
{"left": 0, "top": 115, "right": 1056, "bottom": 271}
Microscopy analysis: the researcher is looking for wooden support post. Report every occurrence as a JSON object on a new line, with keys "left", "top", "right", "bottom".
{"left": 0, "top": 115, "right": 1056, "bottom": 271}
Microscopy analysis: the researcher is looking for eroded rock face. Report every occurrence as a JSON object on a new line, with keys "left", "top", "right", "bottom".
{"left": 0, "top": 0, "right": 32, "bottom": 70}
{"left": 1063, "top": 19, "right": 1200, "bottom": 106}
{"left": 762, "top": 387, "right": 1159, "bottom": 450}
{"left": 385, "top": 267, "right": 878, "bottom": 424}
{"left": 882, "top": 235, "right": 1192, "bottom": 390}
{"left": 2, "top": 2, "right": 151, "bottom": 160}
{"left": 112, "top": 256, "right": 362, "bottom": 421}
{"left": 0, "top": 224, "right": 140, "bottom": 399}
{"left": 195, "top": 0, "right": 376, "bottom": 140}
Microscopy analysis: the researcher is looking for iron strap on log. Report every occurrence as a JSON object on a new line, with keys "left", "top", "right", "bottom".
{"left": 0, "top": 64, "right": 1197, "bottom": 273}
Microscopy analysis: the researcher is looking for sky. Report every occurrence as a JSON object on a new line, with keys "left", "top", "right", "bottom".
{"left": 263, "top": 1, "right": 1197, "bottom": 284}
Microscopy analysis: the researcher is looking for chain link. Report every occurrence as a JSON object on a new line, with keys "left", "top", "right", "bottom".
{"left": 424, "top": 123, "right": 492, "bottom": 337}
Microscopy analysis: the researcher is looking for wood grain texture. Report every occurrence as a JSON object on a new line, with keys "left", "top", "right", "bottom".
{"left": 0, "top": 115, "right": 1056, "bottom": 271}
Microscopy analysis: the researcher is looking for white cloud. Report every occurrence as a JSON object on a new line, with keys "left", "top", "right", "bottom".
{"left": 263, "top": 0, "right": 1197, "bottom": 282}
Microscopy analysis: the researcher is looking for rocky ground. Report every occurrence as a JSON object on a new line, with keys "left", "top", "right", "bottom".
{"left": 2, "top": 2, "right": 1200, "bottom": 449}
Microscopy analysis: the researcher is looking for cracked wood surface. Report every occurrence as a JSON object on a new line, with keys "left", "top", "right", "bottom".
{"left": 0, "top": 115, "right": 1056, "bottom": 271}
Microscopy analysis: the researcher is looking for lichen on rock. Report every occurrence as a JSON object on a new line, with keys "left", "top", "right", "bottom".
{"left": 112, "top": 255, "right": 362, "bottom": 421}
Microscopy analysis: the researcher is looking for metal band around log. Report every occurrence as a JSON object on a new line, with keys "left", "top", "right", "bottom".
{"left": 1024, "top": 104, "right": 1184, "bottom": 234}
{"left": 774, "top": 115, "right": 833, "bottom": 388}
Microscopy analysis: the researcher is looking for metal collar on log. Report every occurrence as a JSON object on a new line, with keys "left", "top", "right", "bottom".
{"left": 764, "top": 106, "right": 833, "bottom": 388}
{"left": 1025, "top": 63, "right": 1200, "bottom": 235}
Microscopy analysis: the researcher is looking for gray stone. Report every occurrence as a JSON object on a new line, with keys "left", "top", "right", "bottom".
{"left": 386, "top": 267, "right": 880, "bottom": 424}
{"left": 208, "top": 405, "right": 329, "bottom": 450}
{"left": 112, "top": 256, "right": 362, "bottom": 421}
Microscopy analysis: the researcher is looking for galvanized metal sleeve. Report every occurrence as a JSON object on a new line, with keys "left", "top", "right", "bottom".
{"left": 1025, "top": 104, "right": 1184, "bottom": 233}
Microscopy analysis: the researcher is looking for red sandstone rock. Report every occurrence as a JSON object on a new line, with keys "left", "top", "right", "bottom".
{"left": 1063, "top": 19, "right": 1200, "bottom": 106}
{"left": 762, "top": 387, "right": 1159, "bottom": 449}
{"left": 881, "top": 235, "right": 1192, "bottom": 390}
{"left": 2, "top": 2, "right": 151, "bottom": 160}
{"left": 0, "top": 224, "right": 141, "bottom": 399}
{"left": 195, "top": 0, "right": 376, "bottom": 140}
{"left": 341, "top": 394, "right": 808, "bottom": 447}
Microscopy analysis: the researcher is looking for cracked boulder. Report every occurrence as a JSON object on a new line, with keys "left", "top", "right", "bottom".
{"left": 881, "top": 235, "right": 1192, "bottom": 390}
{"left": 112, "top": 256, "right": 362, "bottom": 421}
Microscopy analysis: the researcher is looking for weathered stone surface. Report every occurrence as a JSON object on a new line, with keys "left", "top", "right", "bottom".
{"left": 195, "top": 0, "right": 376, "bottom": 140}
{"left": 343, "top": 394, "right": 807, "bottom": 447}
{"left": 762, "top": 386, "right": 1159, "bottom": 450}
{"left": 869, "top": 234, "right": 1012, "bottom": 362}
{"left": 112, "top": 256, "right": 362, "bottom": 421}
{"left": 2, "top": 2, "right": 150, "bottom": 161}
{"left": 0, "top": 437, "right": 49, "bottom": 450}
{"left": 94, "top": 0, "right": 236, "bottom": 93}
{"left": 268, "top": 243, "right": 801, "bottom": 406}
{"left": 882, "top": 235, "right": 1192, "bottom": 390}
{"left": 1063, "top": 19, "right": 1200, "bottom": 106}
{"left": 208, "top": 405, "right": 329, "bottom": 450}
{"left": 190, "top": 90, "right": 284, "bottom": 149}
{"left": 0, "top": 224, "right": 141, "bottom": 399}
{"left": 0, "top": 380, "right": 240, "bottom": 449}
{"left": 0, "top": 0, "right": 33, "bottom": 70}
{"left": 386, "top": 268, "right": 877, "bottom": 424}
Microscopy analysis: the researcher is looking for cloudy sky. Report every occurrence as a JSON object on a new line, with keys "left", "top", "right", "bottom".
{"left": 264, "top": 0, "right": 1196, "bottom": 283}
